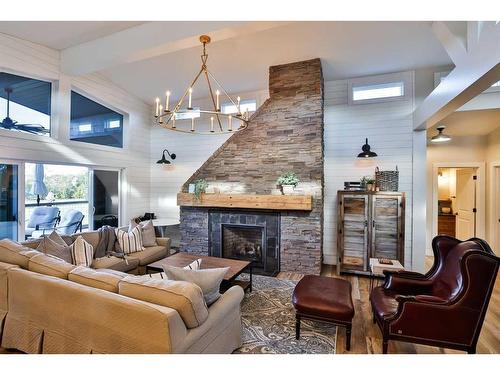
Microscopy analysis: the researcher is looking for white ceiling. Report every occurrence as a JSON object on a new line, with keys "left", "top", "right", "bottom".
{"left": 0, "top": 21, "right": 454, "bottom": 104}
{"left": 100, "top": 22, "right": 453, "bottom": 103}
{"left": 430, "top": 109, "right": 500, "bottom": 137}
{"left": 0, "top": 21, "right": 144, "bottom": 50}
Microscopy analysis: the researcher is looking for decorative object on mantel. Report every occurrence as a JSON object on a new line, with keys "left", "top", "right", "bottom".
{"left": 360, "top": 176, "right": 376, "bottom": 191}
{"left": 357, "top": 138, "right": 377, "bottom": 158}
{"left": 193, "top": 179, "right": 208, "bottom": 201}
{"left": 430, "top": 125, "right": 451, "bottom": 143}
{"left": 156, "top": 149, "right": 176, "bottom": 164}
{"left": 177, "top": 192, "right": 313, "bottom": 211}
{"left": 276, "top": 171, "right": 300, "bottom": 195}
{"left": 375, "top": 166, "right": 399, "bottom": 191}
{"left": 152, "top": 35, "right": 250, "bottom": 135}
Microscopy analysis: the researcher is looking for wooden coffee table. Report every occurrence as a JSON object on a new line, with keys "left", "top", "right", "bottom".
{"left": 146, "top": 253, "right": 253, "bottom": 292}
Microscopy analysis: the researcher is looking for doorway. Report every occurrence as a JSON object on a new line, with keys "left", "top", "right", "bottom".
{"left": 0, "top": 161, "right": 22, "bottom": 240}
{"left": 433, "top": 163, "right": 485, "bottom": 242}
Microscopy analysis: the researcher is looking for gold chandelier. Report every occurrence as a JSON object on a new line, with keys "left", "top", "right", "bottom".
{"left": 153, "top": 35, "right": 250, "bottom": 135}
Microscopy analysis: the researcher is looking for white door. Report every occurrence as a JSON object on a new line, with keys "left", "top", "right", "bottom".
{"left": 455, "top": 168, "right": 476, "bottom": 240}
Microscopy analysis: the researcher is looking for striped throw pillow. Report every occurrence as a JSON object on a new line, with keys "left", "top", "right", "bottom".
{"left": 70, "top": 236, "right": 94, "bottom": 267}
{"left": 116, "top": 226, "right": 144, "bottom": 254}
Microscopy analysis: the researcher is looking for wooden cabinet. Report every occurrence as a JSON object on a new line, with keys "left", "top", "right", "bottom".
{"left": 337, "top": 191, "right": 405, "bottom": 275}
{"left": 438, "top": 214, "right": 456, "bottom": 237}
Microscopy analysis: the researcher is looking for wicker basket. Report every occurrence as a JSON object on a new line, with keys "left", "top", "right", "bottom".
{"left": 375, "top": 166, "right": 399, "bottom": 191}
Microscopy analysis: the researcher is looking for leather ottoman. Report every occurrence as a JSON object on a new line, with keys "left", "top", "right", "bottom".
{"left": 292, "top": 275, "right": 355, "bottom": 350}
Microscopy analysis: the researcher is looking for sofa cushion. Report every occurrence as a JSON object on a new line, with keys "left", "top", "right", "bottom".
{"left": 163, "top": 265, "right": 229, "bottom": 306}
{"left": 36, "top": 236, "right": 73, "bottom": 264}
{"left": 28, "top": 253, "right": 76, "bottom": 279}
{"left": 0, "top": 239, "right": 41, "bottom": 268}
{"left": 68, "top": 231, "right": 99, "bottom": 248}
{"left": 118, "top": 276, "right": 208, "bottom": 328}
{"left": 69, "top": 266, "right": 127, "bottom": 293}
{"left": 91, "top": 256, "right": 139, "bottom": 272}
{"left": 126, "top": 245, "right": 168, "bottom": 266}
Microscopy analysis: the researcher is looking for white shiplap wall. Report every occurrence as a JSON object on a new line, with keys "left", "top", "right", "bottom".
{"left": 0, "top": 32, "right": 152, "bottom": 224}
{"left": 323, "top": 71, "right": 415, "bottom": 268}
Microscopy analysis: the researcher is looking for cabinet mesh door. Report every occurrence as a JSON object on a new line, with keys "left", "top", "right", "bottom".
{"left": 371, "top": 196, "right": 401, "bottom": 260}
{"left": 341, "top": 195, "right": 368, "bottom": 271}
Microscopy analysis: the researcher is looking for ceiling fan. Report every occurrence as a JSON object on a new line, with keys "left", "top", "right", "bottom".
{"left": 0, "top": 87, "right": 49, "bottom": 135}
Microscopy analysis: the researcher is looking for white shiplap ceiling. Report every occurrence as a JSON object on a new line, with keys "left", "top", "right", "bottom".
{"left": 0, "top": 21, "right": 455, "bottom": 104}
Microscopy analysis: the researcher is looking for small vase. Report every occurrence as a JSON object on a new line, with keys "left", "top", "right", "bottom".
{"left": 281, "top": 185, "right": 294, "bottom": 195}
{"left": 367, "top": 183, "right": 374, "bottom": 191}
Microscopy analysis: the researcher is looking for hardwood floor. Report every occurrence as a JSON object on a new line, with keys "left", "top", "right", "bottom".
{"left": 1, "top": 257, "right": 498, "bottom": 354}
{"left": 278, "top": 256, "right": 500, "bottom": 354}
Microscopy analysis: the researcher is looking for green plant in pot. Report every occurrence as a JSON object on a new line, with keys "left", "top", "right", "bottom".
{"left": 193, "top": 178, "right": 208, "bottom": 201}
{"left": 360, "top": 176, "right": 376, "bottom": 191}
{"left": 277, "top": 172, "right": 300, "bottom": 195}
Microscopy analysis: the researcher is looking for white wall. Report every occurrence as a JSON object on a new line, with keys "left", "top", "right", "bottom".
{"left": 323, "top": 71, "right": 417, "bottom": 269}
{"left": 0, "top": 32, "right": 152, "bottom": 224}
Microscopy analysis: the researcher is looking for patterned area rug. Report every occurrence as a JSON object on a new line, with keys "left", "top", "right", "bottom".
{"left": 234, "top": 275, "right": 336, "bottom": 354}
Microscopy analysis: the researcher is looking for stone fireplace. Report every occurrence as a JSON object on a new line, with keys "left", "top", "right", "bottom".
{"left": 208, "top": 210, "right": 280, "bottom": 276}
{"left": 179, "top": 58, "right": 324, "bottom": 275}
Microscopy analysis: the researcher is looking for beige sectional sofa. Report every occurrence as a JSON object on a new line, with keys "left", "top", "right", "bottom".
{"left": 22, "top": 227, "right": 170, "bottom": 274}
{"left": 0, "top": 238, "right": 244, "bottom": 354}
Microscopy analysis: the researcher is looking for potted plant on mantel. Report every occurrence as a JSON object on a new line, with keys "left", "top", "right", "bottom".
{"left": 277, "top": 172, "right": 300, "bottom": 195}
{"left": 192, "top": 178, "right": 208, "bottom": 201}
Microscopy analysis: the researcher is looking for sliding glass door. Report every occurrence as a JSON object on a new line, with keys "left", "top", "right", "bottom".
{"left": 0, "top": 162, "right": 21, "bottom": 240}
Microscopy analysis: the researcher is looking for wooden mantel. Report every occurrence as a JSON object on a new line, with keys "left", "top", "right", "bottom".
{"left": 177, "top": 193, "right": 313, "bottom": 211}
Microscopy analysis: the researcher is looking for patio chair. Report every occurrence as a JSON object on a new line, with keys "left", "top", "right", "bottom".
{"left": 31, "top": 209, "right": 85, "bottom": 238}
{"left": 25, "top": 206, "right": 60, "bottom": 239}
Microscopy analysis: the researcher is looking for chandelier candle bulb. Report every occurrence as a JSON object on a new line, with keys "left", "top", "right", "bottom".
{"left": 165, "top": 91, "right": 170, "bottom": 112}
{"left": 172, "top": 113, "right": 176, "bottom": 128}
{"left": 191, "top": 117, "right": 195, "bottom": 132}
{"left": 228, "top": 115, "right": 232, "bottom": 131}
{"left": 216, "top": 90, "right": 220, "bottom": 111}
{"left": 159, "top": 105, "right": 163, "bottom": 123}
{"left": 237, "top": 96, "right": 241, "bottom": 114}
{"left": 188, "top": 87, "right": 193, "bottom": 109}
{"left": 155, "top": 97, "right": 160, "bottom": 117}
{"left": 210, "top": 116, "right": 214, "bottom": 132}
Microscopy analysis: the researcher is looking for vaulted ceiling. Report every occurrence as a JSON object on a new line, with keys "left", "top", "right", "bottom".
{"left": 0, "top": 21, "right": 455, "bottom": 104}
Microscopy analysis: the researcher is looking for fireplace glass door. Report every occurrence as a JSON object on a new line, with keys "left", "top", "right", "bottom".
{"left": 222, "top": 224, "right": 264, "bottom": 266}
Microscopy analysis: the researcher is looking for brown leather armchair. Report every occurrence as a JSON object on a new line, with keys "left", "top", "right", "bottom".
{"left": 370, "top": 236, "right": 499, "bottom": 354}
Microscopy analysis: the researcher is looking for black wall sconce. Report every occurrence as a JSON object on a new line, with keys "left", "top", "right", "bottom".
{"left": 156, "top": 149, "right": 176, "bottom": 164}
{"left": 357, "top": 138, "right": 377, "bottom": 158}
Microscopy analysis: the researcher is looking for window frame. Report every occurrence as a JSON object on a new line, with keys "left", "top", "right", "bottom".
{"left": 0, "top": 68, "right": 55, "bottom": 139}
{"left": 69, "top": 87, "right": 127, "bottom": 150}
{"left": 348, "top": 72, "right": 412, "bottom": 105}
{"left": 221, "top": 99, "right": 257, "bottom": 115}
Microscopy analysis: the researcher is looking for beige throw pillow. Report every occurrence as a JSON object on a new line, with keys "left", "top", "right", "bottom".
{"left": 145, "top": 258, "right": 202, "bottom": 280}
{"left": 163, "top": 265, "right": 229, "bottom": 305}
{"left": 129, "top": 220, "right": 157, "bottom": 247}
{"left": 36, "top": 235, "right": 73, "bottom": 264}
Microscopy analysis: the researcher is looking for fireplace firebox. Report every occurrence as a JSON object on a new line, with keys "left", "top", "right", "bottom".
{"left": 208, "top": 210, "right": 280, "bottom": 276}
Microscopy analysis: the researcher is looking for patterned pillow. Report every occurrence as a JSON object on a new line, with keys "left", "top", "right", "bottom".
{"left": 70, "top": 236, "right": 94, "bottom": 267}
{"left": 116, "top": 226, "right": 144, "bottom": 254}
